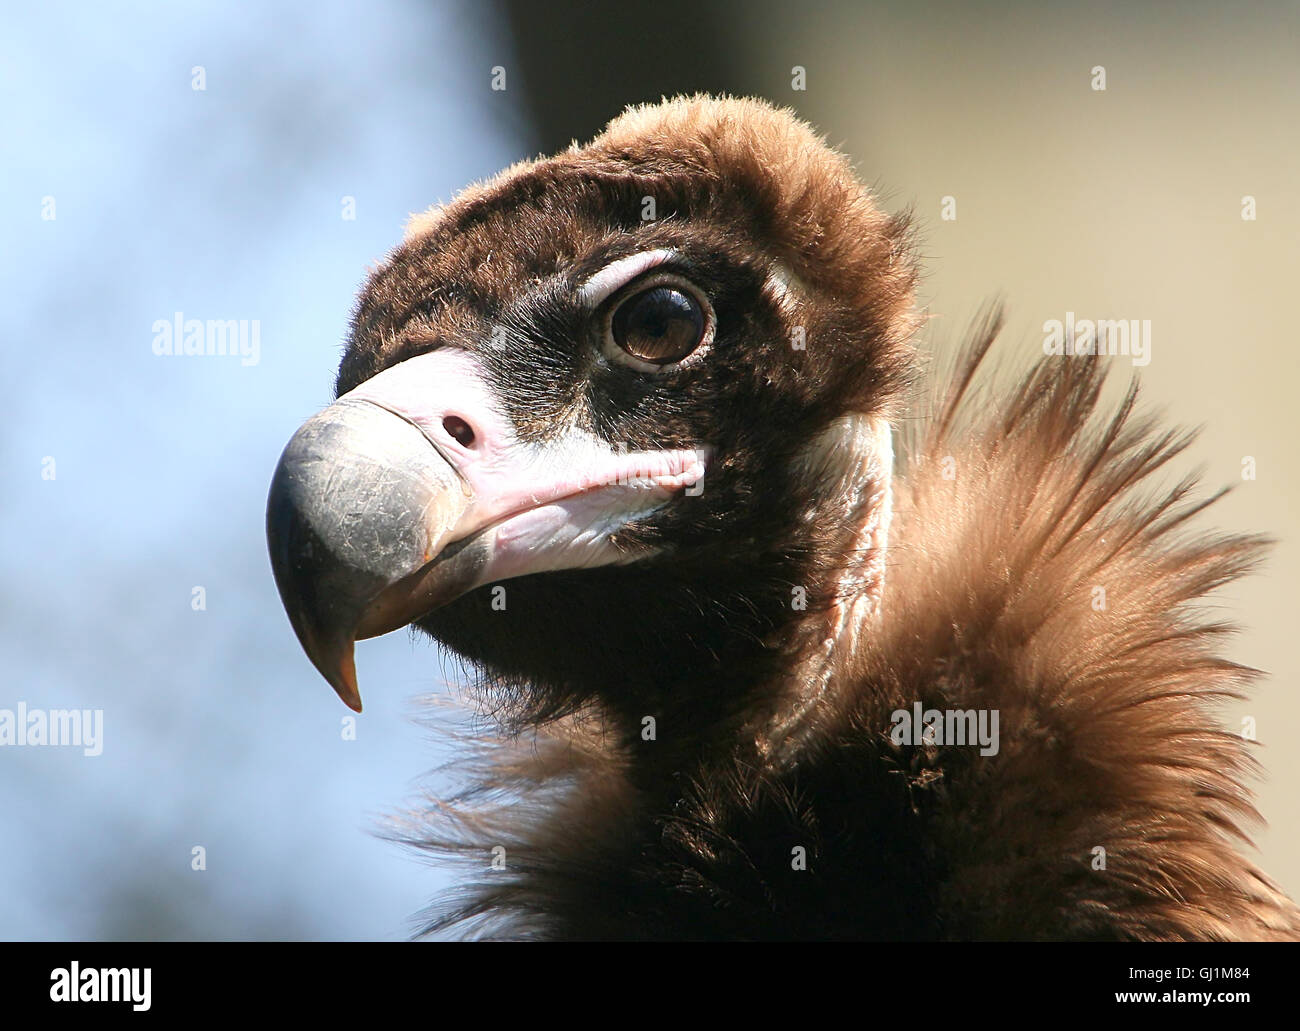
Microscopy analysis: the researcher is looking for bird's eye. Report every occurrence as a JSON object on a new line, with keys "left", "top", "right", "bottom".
{"left": 607, "top": 283, "right": 711, "bottom": 367}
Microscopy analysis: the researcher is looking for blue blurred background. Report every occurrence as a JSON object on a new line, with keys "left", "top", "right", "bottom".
{"left": 1, "top": 0, "right": 533, "bottom": 939}
{"left": 3, "top": 0, "right": 1296, "bottom": 938}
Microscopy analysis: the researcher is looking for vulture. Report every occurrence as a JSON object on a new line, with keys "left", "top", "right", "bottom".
{"left": 267, "top": 95, "right": 1298, "bottom": 940}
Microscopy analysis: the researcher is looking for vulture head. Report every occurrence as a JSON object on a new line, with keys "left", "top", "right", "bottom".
{"left": 267, "top": 96, "right": 1298, "bottom": 939}
{"left": 270, "top": 97, "right": 914, "bottom": 743}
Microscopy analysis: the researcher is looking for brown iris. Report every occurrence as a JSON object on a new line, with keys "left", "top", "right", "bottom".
{"left": 610, "top": 285, "right": 706, "bottom": 364}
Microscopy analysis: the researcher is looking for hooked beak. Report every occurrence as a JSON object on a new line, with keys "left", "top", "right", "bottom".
{"left": 266, "top": 348, "right": 705, "bottom": 711}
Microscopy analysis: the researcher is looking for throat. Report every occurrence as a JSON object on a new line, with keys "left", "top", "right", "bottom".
{"left": 762, "top": 414, "right": 895, "bottom": 760}
{"left": 615, "top": 414, "right": 895, "bottom": 773}
{"left": 443, "top": 414, "right": 896, "bottom": 780}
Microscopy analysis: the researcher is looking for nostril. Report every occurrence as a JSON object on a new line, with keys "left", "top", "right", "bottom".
{"left": 442, "top": 415, "right": 476, "bottom": 448}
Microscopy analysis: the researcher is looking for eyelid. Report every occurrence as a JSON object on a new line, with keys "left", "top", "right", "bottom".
{"left": 599, "top": 271, "right": 715, "bottom": 373}
{"left": 577, "top": 249, "right": 680, "bottom": 309}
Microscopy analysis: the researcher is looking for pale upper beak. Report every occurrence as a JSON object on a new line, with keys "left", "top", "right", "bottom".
{"left": 266, "top": 347, "right": 706, "bottom": 711}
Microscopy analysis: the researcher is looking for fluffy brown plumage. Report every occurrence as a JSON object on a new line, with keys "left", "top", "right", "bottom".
{"left": 408, "top": 315, "right": 1298, "bottom": 940}
{"left": 273, "top": 95, "right": 1297, "bottom": 940}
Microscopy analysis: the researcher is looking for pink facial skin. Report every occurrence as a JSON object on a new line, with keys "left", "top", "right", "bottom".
{"left": 344, "top": 347, "right": 707, "bottom": 591}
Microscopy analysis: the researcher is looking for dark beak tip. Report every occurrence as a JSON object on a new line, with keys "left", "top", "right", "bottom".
{"left": 288, "top": 612, "right": 365, "bottom": 713}
{"left": 332, "top": 650, "right": 364, "bottom": 713}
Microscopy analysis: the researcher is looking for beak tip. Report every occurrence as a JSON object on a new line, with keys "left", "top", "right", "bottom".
{"left": 339, "top": 689, "right": 364, "bottom": 713}
{"left": 332, "top": 651, "right": 364, "bottom": 713}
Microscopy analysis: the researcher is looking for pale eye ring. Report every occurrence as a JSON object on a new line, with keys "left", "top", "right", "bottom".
{"left": 601, "top": 274, "right": 714, "bottom": 371}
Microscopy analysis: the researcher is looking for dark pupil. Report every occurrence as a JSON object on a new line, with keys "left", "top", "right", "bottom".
{"left": 612, "top": 287, "right": 703, "bottom": 363}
